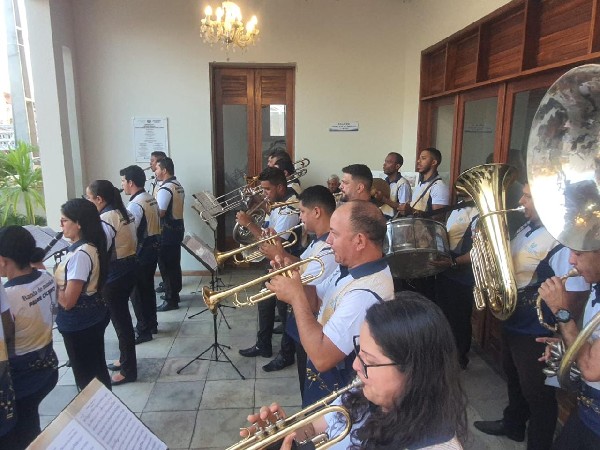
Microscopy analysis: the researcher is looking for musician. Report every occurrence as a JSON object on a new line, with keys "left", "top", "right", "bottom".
{"left": 267, "top": 149, "right": 290, "bottom": 168}
{"left": 401, "top": 147, "right": 449, "bottom": 218}
{"left": 430, "top": 199, "right": 478, "bottom": 369}
{"left": 154, "top": 157, "right": 185, "bottom": 312}
{"left": 120, "top": 165, "right": 161, "bottom": 344}
{"left": 327, "top": 174, "right": 341, "bottom": 194}
{"left": 0, "top": 226, "right": 58, "bottom": 449}
{"left": 259, "top": 186, "right": 338, "bottom": 389}
{"left": 474, "top": 183, "right": 589, "bottom": 449}
{"left": 54, "top": 199, "right": 111, "bottom": 391}
{"left": 538, "top": 249, "right": 600, "bottom": 449}
{"left": 149, "top": 151, "right": 167, "bottom": 198}
{"left": 86, "top": 180, "right": 138, "bottom": 386}
{"left": 0, "top": 285, "right": 16, "bottom": 441}
{"left": 339, "top": 164, "right": 373, "bottom": 202}
{"left": 375, "top": 152, "right": 411, "bottom": 219}
{"left": 273, "top": 155, "right": 303, "bottom": 195}
{"left": 238, "top": 167, "right": 301, "bottom": 361}
{"left": 243, "top": 293, "right": 467, "bottom": 449}
{"left": 267, "top": 200, "right": 394, "bottom": 406}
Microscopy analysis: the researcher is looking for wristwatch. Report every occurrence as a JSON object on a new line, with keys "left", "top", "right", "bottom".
{"left": 555, "top": 309, "right": 573, "bottom": 323}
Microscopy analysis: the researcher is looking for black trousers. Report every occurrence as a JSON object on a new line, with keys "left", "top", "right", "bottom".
{"left": 158, "top": 243, "right": 182, "bottom": 305}
{"left": 502, "top": 330, "right": 557, "bottom": 450}
{"left": 257, "top": 297, "right": 295, "bottom": 358}
{"left": 131, "top": 260, "right": 158, "bottom": 336}
{"left": 0, "top": 370, "right": 58, "bottom": 450}
{"left": 553, "top": 409, "right": 600, "bottom": 450}
{"left": 296, "top": 342, "right": 307, "bottom": 400}
{"left": 61, "top": 313, "right": 112, "bottom": 391}
{"left": 104, "top": 274, "right": 137, "bottom": 380}
{"left": 434, "top": 274, "right": 473, "bottom": 363}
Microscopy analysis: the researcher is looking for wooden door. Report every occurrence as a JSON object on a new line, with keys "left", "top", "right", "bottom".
{"left": 211, "top": 65, "right": 295, "bottom": 249}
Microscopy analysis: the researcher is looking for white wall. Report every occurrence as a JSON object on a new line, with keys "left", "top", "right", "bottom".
{"left": 30, "top": 0, "right": 511, "bottom": 269}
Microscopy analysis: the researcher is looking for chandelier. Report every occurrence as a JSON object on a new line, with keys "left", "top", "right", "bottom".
{"left": 200, "top": 2, "right": 259, "bottom": 51}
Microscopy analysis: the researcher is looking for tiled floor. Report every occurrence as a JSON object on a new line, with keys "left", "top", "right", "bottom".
{"left": 39, "top": 269, "right": 527, "bottom": 450}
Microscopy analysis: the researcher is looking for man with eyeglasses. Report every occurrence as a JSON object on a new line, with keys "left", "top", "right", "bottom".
{"left": 267, "top": 200, "right": 394, "bottom": 406}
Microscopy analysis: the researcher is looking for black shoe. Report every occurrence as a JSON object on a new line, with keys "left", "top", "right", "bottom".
{"left": 473, "top": 420, "right": 525, "bottom": 442}
{"left": 262, "top": 354, "right": 294, "bottom": 372}
{"left": 273, "top": 324, "right": 284, "bottom": 334}
{"left": 239, "top": 345, "right": 272, "bottom": 358}
{"left": 135, "top": 334, "right": 152, "bottom": 345}
{"left": 160, "top": 294, "right": 166, "bottom": 300}
{"left": 157, "top": 301, "right": 178, "bottom": 312}
{"left": 156, "top": 282, "right": 165, "bottom": 293}
{"left": 274, "top": 315, "right": 282, "bottom": 323}
{"left": 107, "top": 363, "right": 121, "bottom": 371}
{"left": 151, "top": 326, "right": 158, "bottom": 335}
{"left": 459, "top": 355, "right": 469, "bottom": 370}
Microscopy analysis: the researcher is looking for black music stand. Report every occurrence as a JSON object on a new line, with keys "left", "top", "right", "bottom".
{"left": 178, "top": 233, "right": 244, "bottom": 379}
{"left": 180, "top": 233, "right": 233, "bottom": 327}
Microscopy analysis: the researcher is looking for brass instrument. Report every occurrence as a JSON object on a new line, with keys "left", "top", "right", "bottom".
{"left": 456, "top": 164, "right": 520, "bottom": 320}
{"left": 193, "top": 186, "right": 266, "bottom": 223}
{"left": 277, "top": 192, "right": 344, "bottom": 215}
{"left": 227, "top": 377, "right": 362, "bottom": 450}
{"left": 214, "top": 227, "right": 299, "bottom": 266}
{"left": 536, "top": 268, "right": 580, "bottom": 332}
{"left": 526, "top": 64, "right": 600, "bottom": 389}
{"left": 203, "top": 257, "right": 324, "bottom": 312}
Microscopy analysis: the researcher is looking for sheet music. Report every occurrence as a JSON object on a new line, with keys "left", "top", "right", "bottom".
{"left": 23, "top": 225, "right": 70, "bottom": 260}
{"left": 182, "top": 232, "right": 218, "bottom": 271}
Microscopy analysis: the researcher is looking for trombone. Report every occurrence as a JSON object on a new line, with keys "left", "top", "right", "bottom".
{"left": 227, "top": 377, "right": 362, "bottom": 450}
{"left": 203, "top": 257, "right": 325, "bottom": 312}
{"left": 214, "top": 227, "right": 299, "bottom": 266}
{"left": 276, "top": 192, "right": 344, "bottom": 215}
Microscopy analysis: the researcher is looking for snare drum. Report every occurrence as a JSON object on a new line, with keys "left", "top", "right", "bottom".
{"left": 383, "top": 217, "right": 451, "bottom": 279}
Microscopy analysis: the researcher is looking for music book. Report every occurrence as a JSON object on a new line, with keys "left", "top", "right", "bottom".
{"left": 181, "top": 232, "right": 218, "bottom": 272}
{"left": 23, "top": 225, "right": 70, "bottom": 260}
{"left": 27, "top": 378, "right": 167, "bottom": 450}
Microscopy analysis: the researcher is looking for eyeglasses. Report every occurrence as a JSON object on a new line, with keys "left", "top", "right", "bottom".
{"left": 353, "top": 335, "right": 399, "bottom": 379}
{"left": 59, "top": 218, "right": 72, "bottom": 225}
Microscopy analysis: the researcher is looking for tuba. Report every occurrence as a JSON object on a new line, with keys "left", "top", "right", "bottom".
{"left": 227, "top": 377, "right": 362, "bottom": 450}
{"left": 456, "top": 164, "right": 520, "bottom": 320}
{"left": 527, "top": 64, "right": 600, "bottom": 389}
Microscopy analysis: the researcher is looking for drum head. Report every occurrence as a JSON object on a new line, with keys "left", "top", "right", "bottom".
{"left": 383, "top": 218, "right": 451, "bottom": 279}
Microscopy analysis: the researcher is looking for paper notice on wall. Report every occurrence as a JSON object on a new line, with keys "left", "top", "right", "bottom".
{"left": 133, "top": 117, "right": 169, "bottom": 163}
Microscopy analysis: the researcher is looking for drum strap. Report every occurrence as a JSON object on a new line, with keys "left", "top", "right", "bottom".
{"left": 410, "top": 176, "right": 441, "bottom": 211}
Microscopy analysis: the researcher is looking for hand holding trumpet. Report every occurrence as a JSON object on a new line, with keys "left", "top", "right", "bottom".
{"left": 266, "top": 257, "right": 305, "bottom": 306}
{"left": 239, "top": 403, "right": 297, "bottom": 450}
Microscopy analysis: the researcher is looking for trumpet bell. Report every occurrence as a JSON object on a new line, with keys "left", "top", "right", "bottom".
{"left": 527, "top": 64, "right": 600, "bottom": 251}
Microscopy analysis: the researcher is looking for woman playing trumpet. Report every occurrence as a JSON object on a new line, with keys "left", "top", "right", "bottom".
{"left": 242, "top": 293, "right": 467, "bottom": 449}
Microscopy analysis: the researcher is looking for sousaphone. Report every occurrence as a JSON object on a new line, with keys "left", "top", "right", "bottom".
{"left": 528, "top": 64, "right": 600, "bottom": 390}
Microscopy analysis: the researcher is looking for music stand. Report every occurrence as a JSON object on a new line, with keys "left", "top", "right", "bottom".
{"left": 178, "top": 233, "right": 244, "bottom": 379}
{"left": 24, "top": 225, "right": 70, "bottom": 262}
{"left": 180, "top": 233, "right": 233, "bottom": 325}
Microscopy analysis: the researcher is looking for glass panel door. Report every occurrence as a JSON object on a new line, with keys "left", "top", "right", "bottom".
{"left": 432, "top": 103, "right": 454, "bottom": 186}
{"left": 460, "top": 97, "right": 498, "bottom": 173}
{"left": 260, "top": 104, "right": 287, "bottom": 168}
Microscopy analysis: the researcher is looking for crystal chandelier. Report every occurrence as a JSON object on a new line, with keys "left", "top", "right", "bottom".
{"left": 200, "top": 2, "right": 259, "bottom": 51}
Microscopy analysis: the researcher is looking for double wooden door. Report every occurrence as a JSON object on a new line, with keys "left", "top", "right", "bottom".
{"left": 211, "top": 65, "right": 295, "bottom": 249}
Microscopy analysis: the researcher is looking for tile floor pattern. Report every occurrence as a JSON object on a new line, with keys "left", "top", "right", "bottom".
{"left": 39, "top": 269, "right": 528, "bottom": 450}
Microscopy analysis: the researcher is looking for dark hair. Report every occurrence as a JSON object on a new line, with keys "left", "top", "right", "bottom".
{"left": 347, "top": 201, "right": 386, "bottom": 247}
{"left": 274, "top": 155, "right": 295, "bottom": 175}
{"left": 343, "top": 292, "right": 467, "bottom": 449}
{"left": 87, "top": 180, "right": 132, "bottom": 224}
{"left": 422, "top": 147, "right": 442, "bottom": 165}
{"left": 258, "top": 166, "right": 287, "bottom": 186}
{"left": 0, "top": 226, "right": 45, "bottom": 269}
{"left": 157, "top": 157, "right": 175, "bottom": 175}
{"left": 119, "top": 165, "right": 146, "bottom": 188}
{"left": 388, "top": 152, "right": 403, "bottom": 167}
{"left": 298, "top": 185, "right": 336, "bottom": 215}
{"left": 61, "top": 198, "right": 109, "bottom": 289}
{"left": 150, "top": 151, "right": 167, "bottom": 160}
{"left": 268, "top": 149, "right": 289, "bottom": 161}
{"left": 342, "top": 164, "right": 373, "bottom": 190}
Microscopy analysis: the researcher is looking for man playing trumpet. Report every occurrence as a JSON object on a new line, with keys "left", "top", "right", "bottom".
{"left": 259, "top": 186, "right": 338, "bottom": 389}
{"left": 237, "top": 167, "right": 301, "bottom": 360}
{"left": 538, "top": 249, "right": 600, "bottom": 449}
{"left": 266, "top": 200, "right": 394, "bottom": 406}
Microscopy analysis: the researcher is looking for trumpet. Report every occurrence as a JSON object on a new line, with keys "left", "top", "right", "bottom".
{"left": 214, "top": 227, "right": 299, "bottom": 266}
{"left": 228, "top": 377, "right": 362, "bottom": 450}
{"left": 536, "top": 268, "right": 580, "bottom": 332}
{"left": 202, "top": 257, "right": 324, "bottom": 312}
